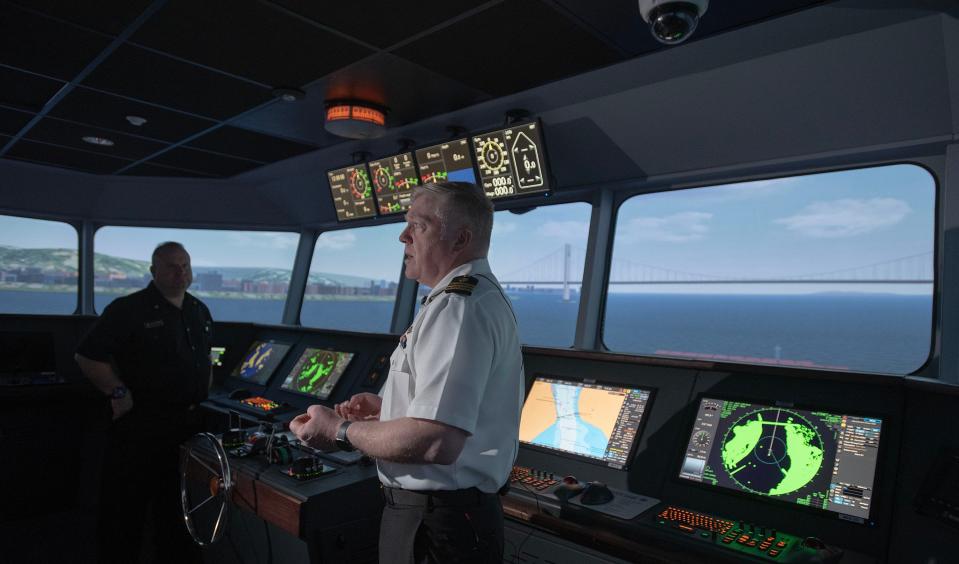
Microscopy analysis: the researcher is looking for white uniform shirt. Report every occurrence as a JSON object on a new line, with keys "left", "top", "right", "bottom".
{"left": 377, "top": 258, "right": 524, "bottom": 493}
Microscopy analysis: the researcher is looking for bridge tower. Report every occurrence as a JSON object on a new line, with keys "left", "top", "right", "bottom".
{"left": 563, "top": 243, "right": 571, "bottom": 302}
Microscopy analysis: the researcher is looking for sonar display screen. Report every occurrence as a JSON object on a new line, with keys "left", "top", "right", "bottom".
{"left": 230, "top": 341, "right": 292, "bottom": 385}
{"left": 519, "top": 376, "right": 652, "bottom": 469}
{"left": 328, "top": 164, "right": 375, "bottom": 221}
{"left": 369, "top": 152, "right": 419, "bottom": 215}
{"left": 679, "top": 398, "right": 883, "bottom": 521}
{"left": 414, "top": 139, "right": 477, "bottom": 185}
{"left": 280, "top": 347, "right": 354, "bottom": 400}
{"left": 472, "top": 122, "right": 550, "bottom": 200}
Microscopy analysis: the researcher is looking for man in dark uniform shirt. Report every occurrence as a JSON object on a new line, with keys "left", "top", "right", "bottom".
{"left": 76, "top": 241, "right": 212, "bottom": 564}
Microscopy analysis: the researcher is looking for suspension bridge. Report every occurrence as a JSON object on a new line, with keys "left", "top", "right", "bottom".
{"left": 498, "top": 245, "right": 934, "bottom": 301}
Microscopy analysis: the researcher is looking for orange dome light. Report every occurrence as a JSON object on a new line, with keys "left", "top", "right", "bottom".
{"left": 325, "top": 102, "right": 387, "bottom": 139}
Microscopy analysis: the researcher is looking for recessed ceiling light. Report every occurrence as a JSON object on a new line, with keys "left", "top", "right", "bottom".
{"left": 125, "top": 115, "right": 147, "bottom": 126}
{"left": 82, "top": 136, "right": 114, "bottom": 147}
{"left": 272, "top": 87, "right": 305, "bottom": 102}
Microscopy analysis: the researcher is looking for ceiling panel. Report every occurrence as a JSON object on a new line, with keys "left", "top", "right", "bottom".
{"left": 7, "top": 139, "right": 133, "bottom": 174}
{"left": 186, "top": 125, "right": 317, "bottom": 163}
{"left": 0, "top": 2, "right": 112, "bottom": 81}
{"left": 393, "top": 0, "right": 625, "bottom": 97}
{"left": 131, "top": 0, "right": 373, "bottom": 87}
{"left": 24, "top": 118, "right": 168, "bottom": 160}
{"left": 150, "top": 147, "right": 263, "bottom": 177}
{"left": 50, "top": 87, "right": 217, "bottom": 143}
{"left": 83, "top": 44, "right": 274, "bottom": 120}
{"left": 120, "top": 162, "right": 214, "bottom": 178}
{"left": 270, "top": 0, "right": 480, "bottom": 49}
{"left": 6, "top": 0, "right": 155, "bottom": 36}
{"left": 0, "top": 107, "right": 34, "bottom": 136}
{"left": 0, "top": 67, "right": 65, "bottom": 113}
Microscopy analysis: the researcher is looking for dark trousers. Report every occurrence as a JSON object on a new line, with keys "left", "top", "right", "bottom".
{"left": 97, "top": 405, "right": 202, "bottom": 564}
{"left": 379, "top": 487, "right": 504, "bottom": 564}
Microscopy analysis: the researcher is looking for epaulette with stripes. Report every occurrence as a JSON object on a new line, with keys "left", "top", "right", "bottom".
{"left": 444, "top": 275, "right": 478, "bottom": 296}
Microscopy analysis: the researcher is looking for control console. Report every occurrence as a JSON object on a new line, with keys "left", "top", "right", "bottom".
{"left": 508, "top": 465, "right": 659, "bottom": 520}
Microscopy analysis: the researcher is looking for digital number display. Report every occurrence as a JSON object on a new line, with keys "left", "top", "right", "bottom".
{"left": 369, "top": 152, "right": 419, "bottom": 215}
{"left": 414, "top": 139, "right": 477, "bottom": 185}
{"left": 472, "top": 122, "right": 549, "bottom": 200}
{"left": 328, "top": 164, "right": 375, "bottom": 221}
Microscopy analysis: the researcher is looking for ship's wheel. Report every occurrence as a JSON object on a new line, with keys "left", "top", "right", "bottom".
{"left": 180, "top": 432, "right": 234, "bottom": 546}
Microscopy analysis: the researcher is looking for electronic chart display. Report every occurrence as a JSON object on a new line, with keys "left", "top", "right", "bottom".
{"left": 414, "top": 138, "right": 477, "bottom": 185}
{"left": 471, "top": 121, "right": 550, "bottom": 200}
{"left": 210, "top": 346, "right": 226, "bottom": 368}
{"left": 369, "top": 152, "right": 419, "bottom": 216}
{"left": 328, "top": 164, "right": 375, "bottom": 221}
{"left": 519, "top": 375, "right": 653, "bottom": 469}
{"left": 280, "top": 347, "right": 355, "bottom": 400}
{"left": 230, "top": 340, "right": 292, "bottom": 386}
{"left": 678, "top": 397, "right": 883, "bottom": 521}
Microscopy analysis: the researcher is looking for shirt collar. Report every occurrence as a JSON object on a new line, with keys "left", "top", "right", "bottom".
{"left": 424, "top": 258, "right": 492, "bottom": 303}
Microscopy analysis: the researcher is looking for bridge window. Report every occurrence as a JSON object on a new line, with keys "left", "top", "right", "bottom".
{"left": 604, "top": 164, "right": 935, "bottom": 375}
{"left": 301, "top": 223, "right": 406, "bottom": 333}
{"left": 487, "top": 202, "right": 591, "bottom": 347}
{"left": 94, "top": 227, "right": 298, "bottom": 322}
{"left": 0, "top": 214, "right": 78, "bottom": 314}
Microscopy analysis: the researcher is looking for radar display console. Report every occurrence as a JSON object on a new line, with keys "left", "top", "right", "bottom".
{"left": 230, "top": 340, "right": 292, "bottom": 386}
{"left": 280, "top": 347, "right": 354, "bottom": 400}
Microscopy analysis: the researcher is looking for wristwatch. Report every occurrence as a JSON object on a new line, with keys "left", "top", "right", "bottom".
{"left": 109, "top": 386, "right": 128, "bottom": 400}
{"left": 335, "top": 421, "right": 355, "bottom": 452}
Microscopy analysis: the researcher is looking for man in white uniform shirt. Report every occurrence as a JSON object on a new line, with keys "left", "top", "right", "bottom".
{"left": 290, "top": 181, "right": 524, "bottom": 563}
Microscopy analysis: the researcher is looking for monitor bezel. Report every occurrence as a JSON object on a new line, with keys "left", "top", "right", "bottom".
{"left": 519, "top": 373, "right": 656, "bottom": 471}
{"left": 229, "top": 339, "right": 294, "bottom": 387}
{"left": 674, "top": 393, "right": 888, "bottom": 525}
{"left": 279, "top": 346, "right": 356, "bottom": 401}
{"left": 413, "top": 137, "right": 479, "bottom": 187}
{"left": 367, "top": 150, "right": 420, "bottom": 217}
{"left": 326, "top": 162, "right": 376, "bottom": 222}
{"left": 469, "top": 118, "right": 553, "bottom": 202}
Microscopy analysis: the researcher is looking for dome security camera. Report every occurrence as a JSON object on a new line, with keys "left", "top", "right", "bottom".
{"left": 638, "top": 0, "right": 709, "bottom": 45}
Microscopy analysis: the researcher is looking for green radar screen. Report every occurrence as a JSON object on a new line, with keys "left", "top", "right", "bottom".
{"left": 705, "top": 403, "right": 840, "bottom": 509}
{"left": 280, "top": 347, "right": 354, "bottom": 400}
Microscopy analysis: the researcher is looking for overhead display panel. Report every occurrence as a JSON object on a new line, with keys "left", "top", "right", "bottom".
{"left": 369, "top": 152, "right": 419, "bottom": 216}
{"left": 414, "top": 138, "right": 477, "bottom": 185}
{"left": 471, "top": 121, "right": 550, "bottom": 200}
{"left": 328, "top": 164, "right": 375, "bottom": 221}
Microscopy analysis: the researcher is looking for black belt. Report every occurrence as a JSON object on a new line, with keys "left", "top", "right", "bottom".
{"left": 381, "top": 486, "right": 495, "bottom": 508}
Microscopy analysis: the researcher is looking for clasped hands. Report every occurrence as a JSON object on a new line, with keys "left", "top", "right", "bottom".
{"left": 290, "top": 392, "right": 381, "bottom": 450}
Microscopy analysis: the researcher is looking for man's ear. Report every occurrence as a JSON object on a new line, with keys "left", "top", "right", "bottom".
{"left": 149, "top": 265, "right": 156, "bottom": 278}
{"left": 453, "top": 228, "right": 473, "bottom": 252}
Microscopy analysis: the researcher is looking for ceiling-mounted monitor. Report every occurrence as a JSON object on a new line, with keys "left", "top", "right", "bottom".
{"left": 471, "top": 121, "right": 550, "bottom": 200}
{"left": 328, "top": 164, "right": 375, "bottom": 221}
{"left": 678, "top": 397, "right": 883, "bottom": 523}
{"left": 369, "top": 152, "right": 419, "bottom": 216}
{"left": 414, "top": 138, "right": 477, "bottom": 185}
{"left": 519, "top": 375, "right": 653, "bottom": 470}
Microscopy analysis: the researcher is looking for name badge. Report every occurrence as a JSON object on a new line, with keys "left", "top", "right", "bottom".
{"left": 144, "top": 320, "right": 164, "bottom": 329}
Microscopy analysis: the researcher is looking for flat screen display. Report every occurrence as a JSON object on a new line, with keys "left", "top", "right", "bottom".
{"left": 369, "top": 152, "right": 419, "bottom": 215}
{"left": 230, "top": 340, "right": 292, "bottom": 386}
{"left": 210, "top": 346, "right": 226, "bottom": 368}
{"left": 414, "top": 138, "right": 477, "bottom": 185}
{"left": 472, "top": 121, "right": 550, "bottom": 200}
{"left": 519, "top": 375, "right": 652, "bottom": 469}
{"left": 280, "top": 347, "right": 355, "bottom": 400}
{"left": 328, "top": 164, "right": 375, "bottom": 221}
{"left": 678, "top": 397, "right": 883, "bottom": 521}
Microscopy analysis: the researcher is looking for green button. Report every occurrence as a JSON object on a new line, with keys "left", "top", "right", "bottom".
{"left": 700, "top": 532, "right": 710, "bottom": 538}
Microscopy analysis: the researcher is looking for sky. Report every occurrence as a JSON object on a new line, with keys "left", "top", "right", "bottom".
{"left": 0, "top": 164, "right": 935, "bottom": 293}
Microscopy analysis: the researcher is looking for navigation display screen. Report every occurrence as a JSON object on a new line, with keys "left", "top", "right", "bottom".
{"left": 414, "top": 139, "right": 477, "bottom": 185}
{"left": 369, "top": 152, "right": 419, "bottom": 216}
{"left": 472, "top": 121, "right": 550, "bottom": 200}
{"left": 210, "top": 346, "right": 226, "bottom": 368}
{"left": 328, "top": 164, "right": 375, "bottom": 221}
{"left": 519, "top": 375, "right": 652, "bottom": 469}
{"left": 679, "top": 398, "right": 883, "bottom": 521}
{"left": 280, "top": 347, "right": 355, "bottom": 400}
{"left": 230, "top": 340, "right": 292, "bottom": 385}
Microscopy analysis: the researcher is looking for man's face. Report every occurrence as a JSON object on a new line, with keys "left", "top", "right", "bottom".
{"left": 151, "top": 247, "right": 192, "bottom": 296}
{"left": 399, "top": 193, "right": 457, "bottom": 287}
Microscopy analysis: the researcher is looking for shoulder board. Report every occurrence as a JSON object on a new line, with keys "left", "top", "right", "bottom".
{"left": 444, "top": 275, "right": 479, "bottom": 296}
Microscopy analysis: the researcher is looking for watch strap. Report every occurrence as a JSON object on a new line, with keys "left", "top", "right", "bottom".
{"left": 335, "top": 420, "right": 355, "bottom": 452}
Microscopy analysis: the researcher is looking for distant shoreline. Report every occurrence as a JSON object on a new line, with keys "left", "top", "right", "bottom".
{"left": 0, "top": 283, "right": 395, "bottom": 302}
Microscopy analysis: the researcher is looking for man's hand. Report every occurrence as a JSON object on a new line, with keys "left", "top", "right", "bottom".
{"left": 334, "top": 392, "right": 382, "bottom": 421}
{"left": 111, "top": 392, "right": 133, "bottom": 420}
{"left": 290, "top": 404, "right": 343, "bottom": 450}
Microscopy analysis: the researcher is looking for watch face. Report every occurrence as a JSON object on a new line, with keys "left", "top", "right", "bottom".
{"left": 111, "top": 386, "right": 127, "bottom": 399}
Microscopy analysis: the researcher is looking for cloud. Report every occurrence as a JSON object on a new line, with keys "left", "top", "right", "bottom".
{"left": 492, "top": 221, "right": 517, "bottom": 238}
{"left": 227, "top": 232, "right": 298, "bottom": 250}
{"left": 620, "top": 212, "right": 713, "bottom": 243}
{"left": 315, "top": 231, "right": 357, "bottom": 250}
{"left": 774, "top": 198, "right": 911, "bottom": 238}
{"left": 536, "top": 221, "right": 590, "bottom": 241}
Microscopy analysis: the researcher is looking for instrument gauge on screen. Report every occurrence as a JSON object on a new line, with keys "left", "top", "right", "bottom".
{"left": 328, "top": 164, "right": 375, "bottom": 221}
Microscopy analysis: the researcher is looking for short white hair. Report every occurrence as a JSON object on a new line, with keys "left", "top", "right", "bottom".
{"left": 412, "top": 182, "right": 494, "bottom": 250}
